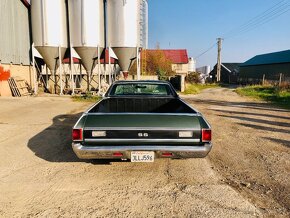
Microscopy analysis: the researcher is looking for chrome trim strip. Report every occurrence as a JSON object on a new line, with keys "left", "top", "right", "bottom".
{"left": 179, "top": 98, "right": 200, "bottom": 114}
{"left": 84, "top": 127, "right": 200, "bottom": 131}
{"left": 84, "top": 98, "right": 105, "bottom": 114}
{"left": 178, "top": 98, "right": 211, "bottom": 128}
{"left": 84, "top": 138, "right": 200, "bottom": 143}
{"left": 73, "top": 114, "right": 86, "bottom": 129}
{"left": 72, "top": 143, "right": 213, "bottom": 159}
{"left": 202, "top": 116, "right": 212, "bottom": 129}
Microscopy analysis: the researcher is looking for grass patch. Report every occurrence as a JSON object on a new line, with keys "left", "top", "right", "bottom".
{"left": 72, "top": 92, "right": 102, "bottom": 103}
{"left": 236, "top": 85, "right": 290, "bottom": 109}
{"left": 183, "top": 83, "right": 219, "bottom": 95}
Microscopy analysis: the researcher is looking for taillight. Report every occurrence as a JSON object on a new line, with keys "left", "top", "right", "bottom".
{"left": 202, "top": 129, "right": 211, "bottom": 142}
{"left": 72, "top": 129, "right": 83, "bottom": 141}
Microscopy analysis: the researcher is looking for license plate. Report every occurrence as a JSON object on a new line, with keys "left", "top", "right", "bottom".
{"left": 131, "top": 151, "right": 154, "bottom": 162}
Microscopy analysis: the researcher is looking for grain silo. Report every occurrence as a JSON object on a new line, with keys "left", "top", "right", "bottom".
{"left": 68, "top": 0, "right": 105, "bottom": 74}
{"left": 188, "top": 57, "right": 196, "bottom": 72}
{"left": 107, "top": 0, "right": 148, "bottom": 77}
{"left": 31, "top": 0, "right": 68, "bottom": 71}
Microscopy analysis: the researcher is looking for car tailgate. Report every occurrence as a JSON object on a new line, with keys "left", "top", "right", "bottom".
{"left": 82, "top": 114, "right": 204, "bottom": 145}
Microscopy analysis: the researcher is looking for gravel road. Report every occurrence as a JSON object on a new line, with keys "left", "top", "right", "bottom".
{"left": 0, "top": 88, "right": 289, "bottom": 217}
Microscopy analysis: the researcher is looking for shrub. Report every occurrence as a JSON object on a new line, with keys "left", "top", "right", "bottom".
{"left": 186, "top": 72, "right": 201, "bottom": 84}
{"left": 157, "top": 69, "right": 167, "bottom": 81}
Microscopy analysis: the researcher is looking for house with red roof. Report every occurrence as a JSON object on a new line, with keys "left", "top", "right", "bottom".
{"left": 146, "top": 49, "right": 189, "bottom": 75}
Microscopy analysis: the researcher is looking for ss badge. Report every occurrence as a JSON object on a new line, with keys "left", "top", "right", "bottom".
{"left": 138, "top": 133, "right": 149, "bottom": 137}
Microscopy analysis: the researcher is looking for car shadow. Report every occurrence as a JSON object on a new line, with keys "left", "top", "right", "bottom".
{"left": 188, "top": 99, "right": 290, "bottom": 113}
{"left": 193, "top": 99, "right": 290, "bottom": 149}
{"left": 218, "top": 114, "right": 290, "bottom": 128}
{"left": 211, "top": 109, "right": 290, "bottom": 121}
{"left": 263, "top": 137, "right": 290, "bottom": 148}
{"left": 237, "top": 123, "right": 290, "bottom": 135}
{"left": 27, "top": 112, "right": 127, "bottom": 164}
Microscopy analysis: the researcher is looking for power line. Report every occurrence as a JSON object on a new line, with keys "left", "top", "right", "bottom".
{"left": 227, "top": 7, "right": 290, "bottom": 39}
{"left": 194, "top": 43, "right": 217, "bottom": 59}
{"left": 226, "top": 8, "right": 290, "bottom": 39}
{"left": 224, "top": 0, "right": 285, "bottom": 37}
{"left": 195, "top": 0, "right": 290, "bottom": 62}
{"left": 223, "top": 0, "right": 290, "bottom": 39}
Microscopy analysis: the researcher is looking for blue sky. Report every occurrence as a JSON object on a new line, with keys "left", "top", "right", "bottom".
{"left": 148, "top": 0, "right": 290, "bottom": 68}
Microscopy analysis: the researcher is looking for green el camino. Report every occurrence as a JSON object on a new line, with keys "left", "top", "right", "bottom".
{"left": 72, "top": 80, "right": 212, "bottom": 162}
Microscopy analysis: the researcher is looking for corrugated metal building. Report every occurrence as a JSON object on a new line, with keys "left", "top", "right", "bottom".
{"left": 240, "top": 50, "right": 290, "bottom": 83}
{"left": 0, "top": 0, "right": 32, "bottom": 86}
{"left": 0, "top": 0, "right": 31, "bottom": 65}
{"left": 210, "top": 63, "right": 240, "bottom": 84}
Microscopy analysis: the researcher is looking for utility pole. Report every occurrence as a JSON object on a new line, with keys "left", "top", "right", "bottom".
{"left": 216, "top": 38, "right": 223, "bottom": 82}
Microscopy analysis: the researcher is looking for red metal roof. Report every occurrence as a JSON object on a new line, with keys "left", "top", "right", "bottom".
{"left": 62, "top": 49, "right": 117, "bottom": 64}
{"left": 101, "top": 49, "right": 118, "bottom": 64}
{"left": 62, "top": 57, "right": 80, "bottom": 64}
{"left": 146, "top": 49, "right": 189, "bottom": 64}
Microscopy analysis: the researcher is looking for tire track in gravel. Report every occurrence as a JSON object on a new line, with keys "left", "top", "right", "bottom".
{"left": 182, "top": 87, "right": 290, "bottom": 217}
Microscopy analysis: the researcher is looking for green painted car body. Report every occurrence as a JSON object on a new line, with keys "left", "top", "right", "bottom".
{"left": 72, "top": 80, "right": 212, "bottom": 160}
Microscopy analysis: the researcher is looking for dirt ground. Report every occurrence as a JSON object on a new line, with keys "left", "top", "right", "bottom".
{"left": 0, "top": 88, "right": 289, "bottom": 217}
{"left": 183, "top": 88, "right": 290, "bottom": 217}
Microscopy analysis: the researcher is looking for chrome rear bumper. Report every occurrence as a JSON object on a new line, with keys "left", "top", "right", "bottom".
{"left": 72, "top": 143, "right": 212, "bottom": 159}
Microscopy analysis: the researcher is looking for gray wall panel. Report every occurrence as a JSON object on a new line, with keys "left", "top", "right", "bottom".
{"left": 0, "top": 0, "right": 31, "bottom": 65}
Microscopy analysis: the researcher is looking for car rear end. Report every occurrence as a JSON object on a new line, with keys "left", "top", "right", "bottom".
{"left": 72, "top": 114, "right": 212, "bottom": 162}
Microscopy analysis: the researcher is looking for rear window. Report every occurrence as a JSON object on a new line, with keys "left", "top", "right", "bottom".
{"left": 109, "top": 83, "right": 173, "bottom": 96}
